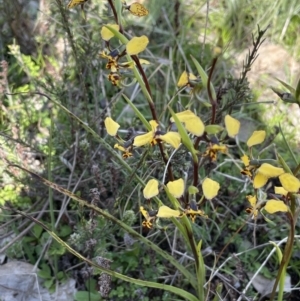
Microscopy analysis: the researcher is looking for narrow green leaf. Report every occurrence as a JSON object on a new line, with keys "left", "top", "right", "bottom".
{"left": 104, "top": 24, "right": 128, "bottom": 44}
{"left": 205, "top": 124, "right": 224, "bottom": 135}
{"left": 260, "top": 210, "right": 277, "bottom": 226}
{"left": 196, "top": 240, "right": 202, "bottom": 255}
{"left": 196, "top": 238, "right": 206, "bottom": 300}
{"left": 168, "top": 106, "right": 198, "bottom": 162}
{"left": 115, "top": 0, "right": 123, "bottom": 28}
{"left": 295, "top": 77, "right": 300, "bottom": 103}
{"left": 277, "top": 152, "right": 293, "bottom": 175}
{"left": 163, "top": 186, "right": 191, "bottom": 246}
{"left": 190, "top": 55, "right": 216, "bottom": 100}
{"left": 277, "top": 124, "right": 298, "bottom": 167}
{"left": 271, "top": 87, "right": 296, "bottom": 103}
{"left": 163, "top": 185, "right": 181, "bottom": 210}
{"left": 273, "top": 77, "right": 295, "bottom": 94}
{"left": 122, "top": 94, "right": 151, "bottom": 131}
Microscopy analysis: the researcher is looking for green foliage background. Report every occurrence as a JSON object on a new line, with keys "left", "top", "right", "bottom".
{"left": 0, "top": 0, "right": 299, "bottom": 300}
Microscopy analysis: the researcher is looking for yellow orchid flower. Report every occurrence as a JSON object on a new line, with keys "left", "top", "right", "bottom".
{"left": 140, "top": 206, "right": 157, "bottom": 229}
{"left": 247, "top": 130, "right": 266, "bottom": 147}
{"left": 104, "top": 117, "right": 120, "bottom": 136}
{"left": 140, "top": 205, "right": 182, "bottom": 229}
{"left": 241, "top": 154, "right": 250, "bottom": 167}
{"left": 108, "top": 72, "right": 121, "bottom": 86}
{"left": 157, "top": 205, "right": 181, "bottom": 218}
{"left": 253, "top": 172, "right": 269, "bottom": 189}
{"left": 240, "top": 155, "right": 257, "bottom": 178}
{"left": 246, "top": 195, "right": 288, "bottom": 218}
{"left": 184, "top": 207, "right": 207, "bottom": 222}
{"left": 224, "top": 115, "right": 240, "bottom": 138}
{"left": 264, "top": 200, "right": 288, "bottom": 214}
{"left": 177, "top": 71, "right": 197, "bottom": 88}
{"left": 143, "top": 179, "right": 159, "bottom": 199}
{"left": 253, "top": 164, "right": 285, "bottom": 189}
{"left": 279, "top": 173, "right": 300, "bottom": 193}
{"left": 120, "top": 59, "right": 150, "bottom": 69}
{"left": 246, "top": 195, "right": 259, "bottom": 218}
{"left": 202, "top": 178, "right": 220, "bottom": 200}
{"left": 101, "top": 24, "right": 120, "bottom": 41}
{"left": 274, "top": 186, "right": 288, "bottom": 196}
{"left": 99, "top": 49, "right": 119, "bottom": 73}
{"left": 133, "top": 120, "right": 181, "bottom": 148}
{"left": 166, "top": 178, "right": 184, "bottom": 198}
{"left": 126, "top": 36, "right": 149, "bottom": 55}
{"left": 257, "top": 164, "right": 284, "bottom": 178}
{"left": 203, "top": 143, "right": 227, "bottom": 161}
{"left": 126, "top": 2, "right": 149, "bottom": 17}
{"left": 170, "top": 110, "right": 205, "bottom": 137}
{"left": 114, "top": 144, "right": 132, "bottom": 159}
{"left": 141, "top": 204, "right": 207, "bottom": 227}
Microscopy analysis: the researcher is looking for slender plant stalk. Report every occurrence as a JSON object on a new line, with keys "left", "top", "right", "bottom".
{"left": 47, "top": 110, "right": 58, "bottom": 277}
{"left": 207, "top": 57, "right": 218, "bottom": 124}
{"left": 269, "top": 213, "right": 295, "bottom": 301}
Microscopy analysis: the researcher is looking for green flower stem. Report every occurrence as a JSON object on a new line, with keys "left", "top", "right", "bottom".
{"left": 165, "top": 185, "right": 205, "bottom": 299}
{"left": 47, "top": 110, "right": 58, "bottom": 277}
{"left": 190, "top": 56, "right": 216, "bottom": 102}
{"left": 164, "top": 186, "right": 190, "bottom": 243}
{"left": 196, "top": 240, "right": 206, "bottom": 301}
{"left": 48, "top": 112, "right": 55, "bottom": 231}
{"left": 207, "top": 57, "right": 218, "bottom": 124}
{"left": 290, "top": 194, "right": 296, "bottom": 216}
{"left": 190, "top": 54, "right": 218, "bottom": 124}
{"left": 164, "top": 206, "right": 205, "bottom": 300}
{"left": 295, "top": 77, "right": 300, "bottom": 104}
{"left": 181, "top": 216, "right": 205, "bottom": 301}
{"left": 168, "top": 107, "right": 198, "bottom": 163}
{"left": 122, "top": 93, "right": 151, "bottom": 131}
{"left": 168, "top": 107, "right": 198, "bottom": 184}
{"left": 269, "top": 214, "right": 295, "bottom": 301}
